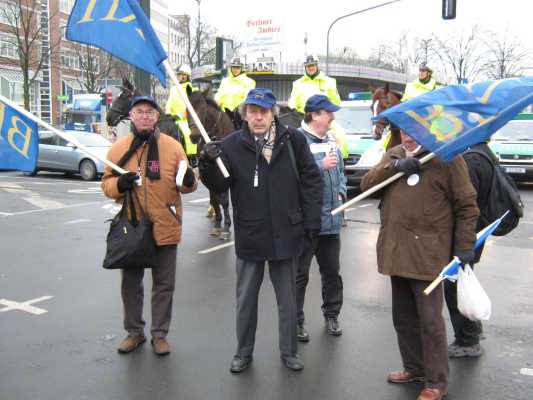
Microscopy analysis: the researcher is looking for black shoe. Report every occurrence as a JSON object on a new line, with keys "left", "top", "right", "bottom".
{"left": 230, "top": 355, "right": 252, "bottom": 373}
{"left": 325, "top": 316, "right": 342, "bottom": 336}
{"left": 297, "top": 323, "right": 310, "bottom": 343}
{"left": 281, "top": 354, "right": 304, "bottom": 371}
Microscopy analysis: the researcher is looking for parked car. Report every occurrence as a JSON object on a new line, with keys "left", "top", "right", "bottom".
{"left": 334, "top": 100, "right": 377, "bottom": 187}
{"left": 489, "top": 113, "right": 533, "bottom": 182}
{"left": 28, "top": 130, "right": 111, "bottom": 180}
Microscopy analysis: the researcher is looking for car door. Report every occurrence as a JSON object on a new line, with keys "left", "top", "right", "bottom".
{"left": 38, "top": 132, "right": 60, "bottom": 169}
{"left": 54, "top": 136, "right": 81, "bottom": 172}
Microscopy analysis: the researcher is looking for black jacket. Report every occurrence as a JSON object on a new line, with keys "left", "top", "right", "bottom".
{"left": 199, "top": 118, "right": 323, "bottom": 261}
{"left": 463, "top": 142, "right": 496, "bottom": 263}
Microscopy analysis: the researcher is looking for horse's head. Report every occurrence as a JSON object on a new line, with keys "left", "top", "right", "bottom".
{"left": 369, "top": 83, "right": 402, "bottom": 140}
{"left": 106, "top": 77, "right": 141, "bottom": 127}
{"left": 187, "top": 88, "right": 233, "bottom": 144}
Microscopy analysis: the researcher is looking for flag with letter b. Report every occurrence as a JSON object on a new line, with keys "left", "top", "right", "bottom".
{"left": 0, "top": 101, "right": 38, "bottom": 172}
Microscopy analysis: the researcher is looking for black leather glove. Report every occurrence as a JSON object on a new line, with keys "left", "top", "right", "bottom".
{"left": 182, "top": 166, "right": 195, "bottom": 187}
{"left": 393, "top": 157, "right": 421, "bottom": 175}
{"left": 202, "top": 141, "right": 221, "bottom": 161}
{"left": 117, "top": 172, "right": 138, "bottom": 193}
{"left": 304, "top": 229, "right": 320, "bottom": 242}
{"left": 454, "top": 249, "right": 475, "bottom": 267}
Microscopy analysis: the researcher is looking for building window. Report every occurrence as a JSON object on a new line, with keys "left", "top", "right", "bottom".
{"left": 59, "top": 0, "right": 75, "bottom": 14}
{"left": 61, "top": 50, "right": 80, "bottom": 70}
{"left": 0, "top": 33, "right": 18, "bottom": 59}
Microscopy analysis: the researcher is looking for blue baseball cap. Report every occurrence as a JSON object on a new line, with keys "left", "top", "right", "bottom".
{"left": 129, "top": 96, "right": 160, "bottom": 112}
{"left": 304, "top": 94, "right": 341, "bottom": 113}
{"left": 243, "top": 88, "right": 277, "bottom": 109}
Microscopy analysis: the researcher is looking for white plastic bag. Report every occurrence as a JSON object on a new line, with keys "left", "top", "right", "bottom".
{"left": 457, "top": 265, "right": 492, "bottom": 321}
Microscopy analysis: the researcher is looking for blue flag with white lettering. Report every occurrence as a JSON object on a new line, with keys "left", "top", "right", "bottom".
{"left": 377, "top": 78, "right": 533, "bottom": 161}
{"left": 66, "top": 0, "right": 167, "bottom": 86}
{"left": 0, "top": 101, "right": 38, "bottom": 172}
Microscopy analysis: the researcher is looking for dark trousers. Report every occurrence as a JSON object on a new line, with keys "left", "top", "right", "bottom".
{"left": 296, "top": 234, "right": 343, "bottom": 324}
{"left": 444, "top": 264, "right": 482, "bottom": 346}
{"left": 391, "top": 276, "right": 449, "bottom": 392}
{"left": 235, "top": 257, "right": 298, "bottom": 358}
{"left": 121, "top": 245, "right": 177, "bottom": 338}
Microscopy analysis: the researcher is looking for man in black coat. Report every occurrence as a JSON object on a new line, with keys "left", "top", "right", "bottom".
{"left": 199, "top": 88, "right": 323, "bottom": 372}
{"left": 444, "top": 142, "right": 495, "bottom": 358}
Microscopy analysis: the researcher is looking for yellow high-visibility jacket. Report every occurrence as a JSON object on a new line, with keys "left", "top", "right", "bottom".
{"left": 165, "top": 81, "right": 197, "bottom": 119}
{"left": 214, "top": 73, "right": 256, "bottom": 112}
{"left": 288, "top": 72, "right": 341, "bottom": 114}
{"left": 401, "top": 78, "right": 440, "bottom": 102}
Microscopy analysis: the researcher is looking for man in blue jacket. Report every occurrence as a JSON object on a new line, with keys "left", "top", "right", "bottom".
{"left": 198, "top": 88, "right": 323, "bottom": 373}
{"left": 295, "top": 95, "right": 347, "bottom": 342}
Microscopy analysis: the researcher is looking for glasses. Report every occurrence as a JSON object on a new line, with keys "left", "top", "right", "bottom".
{"left": 132, "top": 110, "right": 158, "bottom": 117}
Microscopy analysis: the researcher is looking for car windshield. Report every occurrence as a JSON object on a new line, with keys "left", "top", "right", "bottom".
{"left": 71, "top": 133, "right": 111, "bottom": 147}
{"left": 66, "top": 113, "right": 96, "bottom": 125}
{"left": 492, "top": 121, "right": 533, "bottom": 141}
{"left": 335, "top": 107, "right": 373, "bottom": 135}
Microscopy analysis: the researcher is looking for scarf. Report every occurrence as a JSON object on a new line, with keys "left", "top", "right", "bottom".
{"left": 258, "top": 123, "right": 277, "bottom": 164}
{"left": 113, "top": 126, "right": 160, "bottom": 180}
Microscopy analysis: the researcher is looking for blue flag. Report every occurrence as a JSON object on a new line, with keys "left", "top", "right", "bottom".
{"left": 66, "top": 0, "right": 167, "bottom": 86}
{"left": 0, "top": 100, "right": 39, "bottom": 172}
{"left": 440, "top": 212, "right": 509, "bottom": 281}
{"left": 377, "top": 77, "right": 533, "bottom": 161}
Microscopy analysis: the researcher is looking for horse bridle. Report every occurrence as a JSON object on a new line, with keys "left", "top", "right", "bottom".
{"left": 108, "top": 86, "right": 135, "bottom": 125}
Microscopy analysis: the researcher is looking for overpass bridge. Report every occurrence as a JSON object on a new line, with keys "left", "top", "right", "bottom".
{"left": 193, "top": 62, "right": 412, "bottom": 102}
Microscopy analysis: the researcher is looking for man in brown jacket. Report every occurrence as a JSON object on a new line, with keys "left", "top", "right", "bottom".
{"left": 101, "top": 96, "right": 197, "bottom": 356}
{"left": 361, "top": 130, "right": 479, "bottom": 400}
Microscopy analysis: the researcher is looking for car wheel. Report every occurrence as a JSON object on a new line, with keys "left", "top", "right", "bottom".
{"left": 79, "top": 159, "right": 97, "bottom": 181}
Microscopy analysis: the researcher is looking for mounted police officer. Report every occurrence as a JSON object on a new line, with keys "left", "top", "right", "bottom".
{"left": 401, "top": 62, "right": 441, "bottom": 102}
{"left": 165, "top": 64, "right": 198, "bottom": 165}
{"left": 214, "top": 57, "right": 256, "bottom": 129}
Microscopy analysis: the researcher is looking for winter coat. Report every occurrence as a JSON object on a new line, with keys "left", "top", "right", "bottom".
{"left": 214, "top": 73, "right": 256, "bottom": 112}
{"left": 288, "top": 72, "right": 341, "bottom": 114}
{"left": 101, "top": 130, "right": 197, "bottom": 245}
{"left": 361, "top": 145, "right": 479, "bottom": 281}
{"left": 299, "top": 124, "right": 347, "bottom": 235}
{"left": 199, "top": 118, "right": 323, "bottom": 261}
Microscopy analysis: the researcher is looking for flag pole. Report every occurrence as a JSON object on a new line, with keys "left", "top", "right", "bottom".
{"left": 161, "top": 60, "right": 230, "bottom": 178}
{"left": 331, "top": 152, "right": 436, "bottom": 215}
{"left": 0, "top": 94, "right": 127, "bottom": 175}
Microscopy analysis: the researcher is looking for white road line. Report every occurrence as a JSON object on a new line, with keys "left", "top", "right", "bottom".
{"left": 520, "top": 368, "right": 533, "bottom": 377}
{"left": 0, "top": 296, "right": 53, "bottom": 315}
{"left": 189, "top": 197, "right": 210, "bottom": 203}
{"left": 198, "top": 241, "right": 234, "bottom": 254}
{"left": 0, "top": 211, "right": 12, "bottom": 216}
{"left": 3, "top": 201, "right": 105, "bottom": 216}
{"left": 358, "top": 203, "right": 373, "bottom": 208}
{"left": 64, "top": 219, "right": 91, "bottom": 225}
{"left": 22, "top": 196, "right": 65, "bottom": 209}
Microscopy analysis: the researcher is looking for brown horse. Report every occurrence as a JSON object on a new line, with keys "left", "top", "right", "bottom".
{"left": 188, "top": 89, "right": 235, "bottom": 240}
{"left": 370, "top": 83, "right": 403, "bottom": 150}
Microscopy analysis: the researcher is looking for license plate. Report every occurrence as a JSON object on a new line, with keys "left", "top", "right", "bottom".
{"left": 505, "top": 167, "right": 526, "bottom": 174}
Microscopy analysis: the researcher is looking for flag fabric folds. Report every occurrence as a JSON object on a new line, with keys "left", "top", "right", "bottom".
{"left": 66, "top": 0, "right": 167, "bottom": 86}
{"left": 439, "top": 212, "right": 509, "bottom": 281}
{"left": 376, "top": 77, "right": 533, "bottom": 161}
{"left": 0, "top": 100, "right": 38, "bottom": 172}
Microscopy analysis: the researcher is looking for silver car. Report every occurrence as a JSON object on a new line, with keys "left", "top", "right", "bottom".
{"left": 30, "top": 130, "right": 111, "bottom": 180}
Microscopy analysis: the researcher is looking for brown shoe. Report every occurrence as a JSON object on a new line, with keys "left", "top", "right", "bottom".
{"left": 117, "top": 334, "right": 146, "bottom": 354}
{"left": 151, "top": 337, "right": 170, "bottom": 356}
{"left": 387, "top": 370, "right": 425, "bottom": 384}
{"left": 417, "top": 388, "right": 446, "bottom": 400}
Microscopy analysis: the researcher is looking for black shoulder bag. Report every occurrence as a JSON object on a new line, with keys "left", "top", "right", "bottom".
{"left": 102, "top": 190, "right": 157, "bottom": 269}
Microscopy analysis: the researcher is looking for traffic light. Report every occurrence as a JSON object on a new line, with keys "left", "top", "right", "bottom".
{"left": 106, "top": 91, "right": 113, "bottom": 105}
{"left": 100, "top": 91, "right": 106, "bottom": 106}
{"left": 442, "top": 0, "right": 456, "bottom": 19}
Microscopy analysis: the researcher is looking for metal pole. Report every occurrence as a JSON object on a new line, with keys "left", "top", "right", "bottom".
{"left": 134, "top": 0, "right": 152, "bottom": 95}
{"left": 326, "top": 0, "right": 402, "bottom": 75}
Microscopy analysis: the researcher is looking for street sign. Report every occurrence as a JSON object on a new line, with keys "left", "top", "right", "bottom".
{"left": 57, "top": 94, "right": 68, "bottom": 102}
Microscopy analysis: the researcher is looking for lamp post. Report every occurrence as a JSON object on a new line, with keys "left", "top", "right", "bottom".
{"left": 326, "top": 0, "right": 402, "bottom": 75}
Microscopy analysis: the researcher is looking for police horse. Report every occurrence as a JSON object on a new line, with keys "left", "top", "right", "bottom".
{"left": 369, "top": 83, "right": 403, "bottom": 150}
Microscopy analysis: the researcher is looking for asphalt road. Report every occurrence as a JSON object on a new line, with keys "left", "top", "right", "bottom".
{"left": 1, "top": 171, "right": 532, "bottom": 400}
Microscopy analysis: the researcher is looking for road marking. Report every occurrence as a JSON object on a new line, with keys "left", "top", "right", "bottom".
{"left": 189, "top": 197, "right": 210, "bottom": 203}
{"left": 358, "top": 203, "right": 373, "bottom": 208}
{"left": 22, "top": 196, "right": 65, "bottom": 209}
{"left": 198, "top": 241, "right": 234, "bottom": 254}
{"left": 0, "top": 211, "right": 12, "bottom": 216}
{"left": 0, "top": 296, "right": 53, "bottom": 315}
{"left": 520, "top": 368, "right": 533, "bottom": 377}
{"left": 3, "top": 201, "right": 105, "bottom": 216}
{"left": 64, "top": 219, "right": 91, "bottom": 224}
{"left": 68, "top": 187, "right": 103, "bottom": 194}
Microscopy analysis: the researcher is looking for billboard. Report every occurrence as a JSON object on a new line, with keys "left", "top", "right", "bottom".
{"left": 242, "top": 16, "right": 284, "bottom": 73}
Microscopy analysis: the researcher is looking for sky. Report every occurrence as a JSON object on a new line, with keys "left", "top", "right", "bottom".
{"left": 168, "top": 0, "right": 533, "bottom": 71}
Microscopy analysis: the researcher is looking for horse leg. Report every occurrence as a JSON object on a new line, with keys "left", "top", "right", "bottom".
{"left": 206, "top": 188, "right": 215, "bottom": 219}
{"left": 210, "top": 191, "right": 222, "bottom": 237}
{"left": 219, "top": 190, "right": 232, "bottom": 241}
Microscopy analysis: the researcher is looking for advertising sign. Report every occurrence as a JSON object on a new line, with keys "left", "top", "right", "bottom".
{"left": 242, "top": 16, "right": 284, "bottom": 73}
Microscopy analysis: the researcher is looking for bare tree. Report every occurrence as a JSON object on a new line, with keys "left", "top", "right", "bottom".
{"left": 70, "top": 44, "right": 114, "bottom": 93}
{"left": 0, "top": 0, "right": 59, "bottom": 110}
{"left": 432, "top": 25, "right": 487, "bottom": 84}
{"left": 175, "top": 4, "right": 217, "bottom": 68}
{"left": 370, "top": 32, "right": 422, "bottom": 74}
{"left": 482, "top": 28, "right": 531, "bottom": 79}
